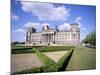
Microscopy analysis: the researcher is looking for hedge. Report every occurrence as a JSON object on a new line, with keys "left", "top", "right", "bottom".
{"left": 12, "top": 46, "right": 75, "bottom": 50}
{"left": 56, "top": 48, "right": 74, "bottom": 71}
{"left": 35, "top": 49, "right": 56, "bottom": 67}
{"left": 12, "top": 65, "right": 56, "bottom": 74}
{"left": 43, "top": 48, "right": 74, "bottom": 72}
{"left": 37, "top": 46, "right": 75, "bottom": 50}
{"left": 12, "top": 46, "right": 74, "bottom": 54}
{"left": 12, "top": 67, "right": 44, "bottom": 75}
{"left": 12, "top": 48, "right": 74, "bottom": 74}
{"left": 11, "top": 46, "right": 42, "bottom": 50}
{"left": 12, "top": 50, "right": 34, "bottom": 54}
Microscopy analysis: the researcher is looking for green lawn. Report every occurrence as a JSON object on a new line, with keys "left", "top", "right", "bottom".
{"left": 66, "top": 46, "right": 96, "bottom": 71}
{"left": 11, "top": 46, "right": 74, "bottom": 54}
{"left": 11, "top": 45, "right": 96, "bottom": 74}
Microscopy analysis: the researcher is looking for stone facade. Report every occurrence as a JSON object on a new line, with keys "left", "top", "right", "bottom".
{"left": 26, "top": 23, "right": 80, "bottom": 46}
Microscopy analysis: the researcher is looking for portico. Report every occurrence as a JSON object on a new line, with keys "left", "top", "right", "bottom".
{"left": 41, "top": 31, "right": 55, "bottom": 44}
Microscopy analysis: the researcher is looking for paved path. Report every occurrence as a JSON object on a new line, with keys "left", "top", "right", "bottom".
{"left": 44, "top": 51, "right": 68, "bottom": 62}
{"left": 66, "top": 46, "right": 96, "bottom": 71}
{"left": 11, "top": 53, "right": 43, "bottom": 73}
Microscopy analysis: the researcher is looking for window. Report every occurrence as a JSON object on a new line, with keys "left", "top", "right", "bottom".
{"left": 73, "top": 33, "right": 76, "bottom": 39}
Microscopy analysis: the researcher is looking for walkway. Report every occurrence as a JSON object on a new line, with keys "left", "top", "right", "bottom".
{"left": 11, "top": 53, "right": 43, "bottom": 73}
{"left": 44, "top": 51, "right": 68, "bottom": 62}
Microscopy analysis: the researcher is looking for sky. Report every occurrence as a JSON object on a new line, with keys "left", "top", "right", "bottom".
{"left": 11, "top": 1, "right": 96, "bottom": 42}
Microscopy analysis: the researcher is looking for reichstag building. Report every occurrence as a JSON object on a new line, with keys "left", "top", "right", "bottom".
{"left": 26, "top": 23, "right": 80, "bottom": 46}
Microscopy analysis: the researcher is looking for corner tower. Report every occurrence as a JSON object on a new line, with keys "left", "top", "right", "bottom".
{"left": 70, "top": 23, "right": 80, "bottom": 45}
{"left": 26, "top": 27, "right": 36, "bottom": 45}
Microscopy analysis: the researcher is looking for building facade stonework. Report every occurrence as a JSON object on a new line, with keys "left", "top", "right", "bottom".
{"left": 26, "top": 23, "right": 80, "bottom": 46}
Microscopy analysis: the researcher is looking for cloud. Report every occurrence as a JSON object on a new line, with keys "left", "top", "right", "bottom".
{"left": 74, "top": 17, "right": 86, "bottom": 31}
{"left": 82, "top": 27, "right": 86, "bottom": 30}
{"left": 23, "top": 22, "right": 52, "bottom": 31}
{"left": 11, "top": 14, "right": 19, "bottom": 21}
{"left": 12, "top": 28, "right": 25, "bottom": 33}
{"left": 74, "top": 17, "right": 82, "bottom": 28}
{"left": 12, "top": 29, "right": 26, "bottom": 42}
{"left": 58, "top": 23, "right": 71, "bottom": 31}
{"left": 75, "top": 17, "right": 82, "bottom": 23}
{"left": 21, "top": 2, "right": 70, "bottom": 21}
{"left": 24, "top": 22, "right": 41, "bottom": 29}
{"left": 41, "top": 23, "right": 50, "bottom": 27}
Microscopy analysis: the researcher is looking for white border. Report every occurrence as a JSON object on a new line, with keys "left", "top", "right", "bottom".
{"left": 18, "top": 0, "right": 96, "bottom": 6}
{"left": 0, "top": 0, "right": 98, "bottom": 75}
{"left": 0, "top": 0, "right": 10, "bottom": 75}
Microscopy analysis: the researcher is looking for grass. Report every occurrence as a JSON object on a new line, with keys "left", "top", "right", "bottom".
{"left": 11, "top": 46, "right": 74, "bottom": 54}
{"left": 66, "top": 46, "right": 96, "bottom": 71}
{"left": 11, "top": 45, "right": 96, "bottom": 74}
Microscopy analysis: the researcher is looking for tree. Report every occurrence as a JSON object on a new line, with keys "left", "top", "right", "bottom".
{"left": 11, "top": 41, "right": 20, "bottom": 45}
{"left": 84, "top": 31, "right": 96, "bottom": 46}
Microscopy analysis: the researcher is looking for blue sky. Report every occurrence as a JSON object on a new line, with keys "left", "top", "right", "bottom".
{"left": 11, "top": 1, "right": 96, "bottom": 42}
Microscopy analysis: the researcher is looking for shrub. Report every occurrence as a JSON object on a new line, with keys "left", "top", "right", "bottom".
{"left": 12, "top": 46, "right": 75, "bottom": 54}
{"left": 11, "top": 50, "right": 34, "bottom": 54}
{"left": 39, "top": 48, "right": 74, "bottom": 72}
{"left": 56, "top": 48, "right": 74, "bottom": 71}
{"left": 37, "top": 46, "right": 75, "bottom": 51}
{"left": 12, "top": 67, "right": 44, "bottom": 74}
{"left": 11, "top": 46, "right": 33, "bottom": 50}
{"left": 35, "top": 49, "right": 56, "bottom": 67}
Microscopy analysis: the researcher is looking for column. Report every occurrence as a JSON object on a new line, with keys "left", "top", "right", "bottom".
{"left": 48, "top": 34, "right": 50, "bottom": 43}
{"left": 50, "top": 34, "right": 51, "bottom": 42}
{"left": 53, "top": 34, "right": 55, "bottom": 42}
{"left": 49, "top": 34, "right": 50, "bottom": 42}
{"left": 51, "top": 34, "right": 53, "bottom": 42}
{"left": 52, "top": 34, "right": 53, "bottom": 42}
{"left": 46, "top": 34, "right": 47, "bottom": 43}
{"left": 47, "top": 34, "right": 48, "bottom": 43}
{"left": 46, "top": 34, "right": 48, "bottom": 43}
{"left": 48, "top": 34, "right": 49, "bottom": 43}
{"left": 45, "top": 34, "right": 46, "bottom": 43}
{"left": 43, "top": 35, "right": 45, "bottom": 43}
